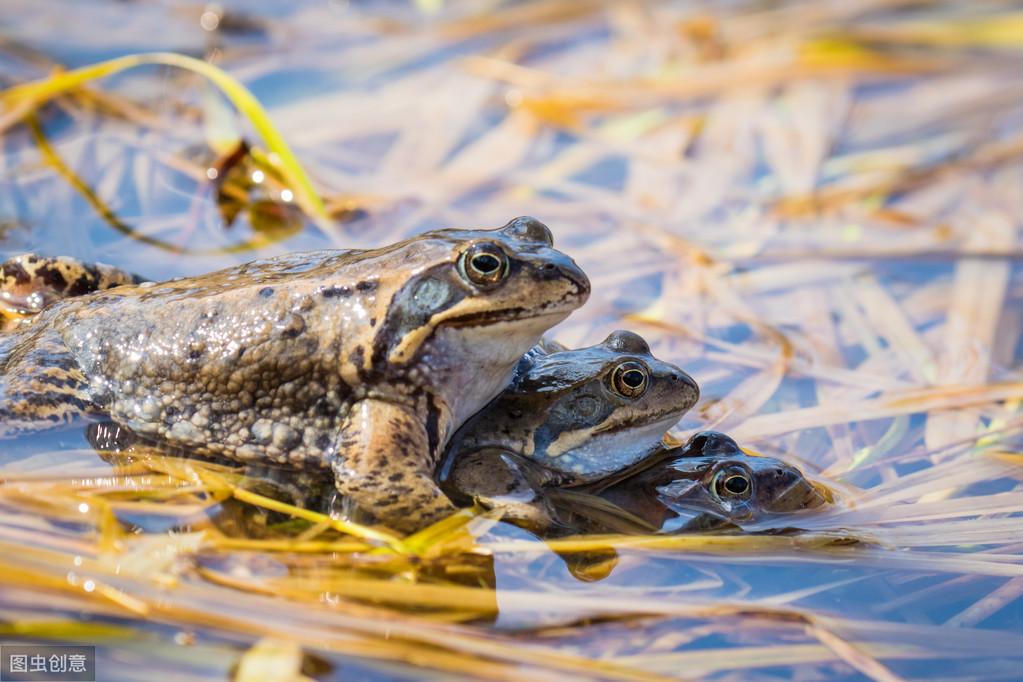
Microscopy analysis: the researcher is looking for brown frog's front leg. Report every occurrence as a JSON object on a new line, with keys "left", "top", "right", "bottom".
{"left": 332, "top": 399, "right": 457, "bottom": 533}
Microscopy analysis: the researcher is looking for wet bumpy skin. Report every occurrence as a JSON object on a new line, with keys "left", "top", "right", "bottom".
{"left": 556, "top": 431, "right": 829, "bottom": 534}
{"left": 0, "top": 217, "right": 590, "bottom": 533}
{"left": 438, "top": 330, "right": 699, "bottom": 529}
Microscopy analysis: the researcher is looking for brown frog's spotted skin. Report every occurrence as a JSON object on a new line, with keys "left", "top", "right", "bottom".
{"left": 552, "top": 431, "right": 829, "bottom": 534}
{"left": 438, "top": 330, "right": 699, "bottom": 529}
{"left": 0, "top": 217, "right": 590, "bottom": 532}
{"left": 0, "top": 254, "right": 143, "bottom": 330}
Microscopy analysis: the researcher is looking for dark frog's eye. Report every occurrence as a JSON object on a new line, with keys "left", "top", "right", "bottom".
{"left": 713, "top": 466, "right": 753, "bottom": 500}
{"left": 458, "top": 242, "right": 509, "bottom": 288}
{"left": 610, "top": 361, "right": 648, "bottom": 398}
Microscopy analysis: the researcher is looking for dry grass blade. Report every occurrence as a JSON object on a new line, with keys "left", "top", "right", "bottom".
{"left": 234, "top": 638, "right": 313, "bottom": 682}
{"left": 944, "top": 576, "right": 1023, "bottom": 627}
{"left": 807, "top": 625, "right": 905, "bottom": 682}
{"left": 859, "top": 13, "right": 1023, "bottom": 48}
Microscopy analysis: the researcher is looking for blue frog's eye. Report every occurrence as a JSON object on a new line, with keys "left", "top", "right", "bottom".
{"left": 713, "top": 466, "right": 752, "bottom": 499}
{"left": 611, "top": 361, "right": 647, "bottom": 398}
{"left": 458, "top": 242, "right": 508, "bottom": 288}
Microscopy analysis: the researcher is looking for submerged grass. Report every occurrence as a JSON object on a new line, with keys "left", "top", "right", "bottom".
{"left": 1, "top": 0, "right": 1023, "bottom": 679}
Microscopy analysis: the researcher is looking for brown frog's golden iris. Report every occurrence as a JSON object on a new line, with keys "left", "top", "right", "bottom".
{"left": 459, "top": 242, "right": 508, "bottom": 287}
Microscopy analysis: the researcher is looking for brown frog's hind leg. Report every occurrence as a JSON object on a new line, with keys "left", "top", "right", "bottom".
{"left": 0, "top": 254, "right": 145, "bottom": 330}
{"left": 331, "top": 399, "right": 457, "bottom": 534}
{"left": 0, "top": 329, "right": 100, "bottom": 437}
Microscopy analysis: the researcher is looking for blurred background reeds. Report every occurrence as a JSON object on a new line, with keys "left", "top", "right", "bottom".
{"left": 1, "top": 1, "right": 1023, "bottom": 679}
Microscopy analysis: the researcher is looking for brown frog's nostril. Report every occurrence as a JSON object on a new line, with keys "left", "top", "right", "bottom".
{"left": 543, "top": 263, "right": 556, "bottom": 271}
{"left": 671, "top": 373, "right": 680, "bottom": 382}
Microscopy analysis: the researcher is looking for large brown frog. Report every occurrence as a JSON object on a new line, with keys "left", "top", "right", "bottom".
{"left": 0, "top": 217, "right": 590, "bottom": 532}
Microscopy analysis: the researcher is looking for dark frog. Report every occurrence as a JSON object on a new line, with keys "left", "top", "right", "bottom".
{"left": 556, "top": 431, "right": 830, "bottom": 534}
{"left": 439, "top": 330, "right": 699, "bottom": 529}
{"left": 0, "top": 217, "right": 590, "bottom": 532}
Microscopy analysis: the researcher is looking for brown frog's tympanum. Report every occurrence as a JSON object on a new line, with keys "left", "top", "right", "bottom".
{"left": 438, "top": 330, "right": 699, "bottom": 529}
{"left": 554, "top": 431, "right": 829, "bottom": 534}
{"left": 0, "top": 217, "right": 590, "bottom": 532}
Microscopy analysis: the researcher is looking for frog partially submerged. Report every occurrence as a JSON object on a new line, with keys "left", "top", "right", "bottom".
{"left": 0, "top": 217, "right": 590, "bottom": 532}
{"left": 438, "top": 330, "right": 699, "bottom": 528}
{"left": 552, "top": 431, "right": 829, "bottom": 534}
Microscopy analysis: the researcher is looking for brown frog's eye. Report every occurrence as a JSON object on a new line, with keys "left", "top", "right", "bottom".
{"left": 458, "top": 242, "right": 509, "bottom": 288}
{"left": 611, "top": 361, "right": 648, "bottom": 398}
{"left": 713, "top": 466, "right": 753, "bottom": 500}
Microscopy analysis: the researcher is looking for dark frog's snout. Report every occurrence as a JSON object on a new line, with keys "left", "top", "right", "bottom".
{"left": 757, "top": 462, "right": 829, "bottom": 513}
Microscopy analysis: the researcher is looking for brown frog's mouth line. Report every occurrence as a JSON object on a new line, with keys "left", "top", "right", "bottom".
{"left": 445, "top": 305, "right": 577, "bottom": 328}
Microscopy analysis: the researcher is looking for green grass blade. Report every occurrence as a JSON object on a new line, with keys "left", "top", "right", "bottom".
{"left": 1, "top": 52, "right": 328, "bottom": 223}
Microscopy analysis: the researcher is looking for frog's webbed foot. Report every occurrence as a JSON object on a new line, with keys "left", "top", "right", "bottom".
{"left": 331, "top": 399, "right": 457, "bottom": 534}
{"left": 441, "top": 449, "right": 557, "bottom": 534}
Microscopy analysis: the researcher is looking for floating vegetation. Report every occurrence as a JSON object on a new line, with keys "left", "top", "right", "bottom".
{"left": 1, "top": 51, "right": 327, "bottom": 223}
{"left": 1, "top": 0, "right": 1023, "bottom": 679}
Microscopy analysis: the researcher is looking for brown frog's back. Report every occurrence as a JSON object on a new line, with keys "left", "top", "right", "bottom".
{"left": 33, "top": 247, "right": 421, "bottom": 467}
